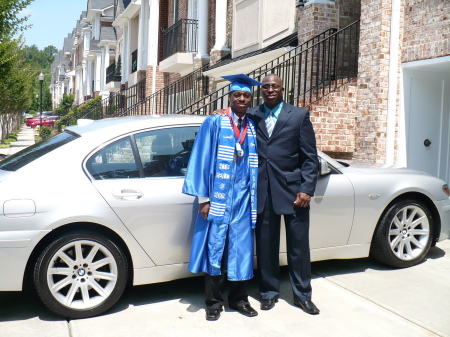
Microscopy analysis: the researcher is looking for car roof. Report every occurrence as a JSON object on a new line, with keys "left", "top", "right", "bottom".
{"left": 66, "top": 115, "right": 207, "bottom": 138}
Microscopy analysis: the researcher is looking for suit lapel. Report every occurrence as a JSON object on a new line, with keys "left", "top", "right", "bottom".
{"left": 270, "top": 103, "right": 291, "bottom": 141}
{"left": 251, "top": 105, "right": 269, "bottom": 140}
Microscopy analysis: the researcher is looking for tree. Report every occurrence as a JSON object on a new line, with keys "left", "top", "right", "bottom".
{"left": 0, "top": 0, "right": 34, "bottom": 142}
{"left": 22, "top": 44, "right": 56, "bottom": 112}
{"left": 54, "top": 94, "right": 74, "bottom": 116}
{"left": 0, "top": 0, "right": 33, "bottom": 81}
{"left": 0, "top": 0, "right": 33, "bottom": 38}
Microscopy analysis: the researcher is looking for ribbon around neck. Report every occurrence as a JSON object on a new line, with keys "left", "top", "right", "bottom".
{"left": 226, "top": 107, "right": 248, "bottom": 145}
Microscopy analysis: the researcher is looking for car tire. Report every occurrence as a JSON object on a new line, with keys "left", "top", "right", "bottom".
{"left": 33, "top": 231, "right": 128, "bottom": 319}
{"left": 370, "top": 199, "right": 434, "bottom": 268}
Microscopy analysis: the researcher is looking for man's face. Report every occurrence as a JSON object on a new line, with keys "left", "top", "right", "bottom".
{"left": 229, "top": 90, "right": 252, "bottom": 114}
{"left": 261, "top": 76, "right": 284, "bottom": 108}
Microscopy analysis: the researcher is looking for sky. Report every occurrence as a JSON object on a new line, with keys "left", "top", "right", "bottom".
{"left": 20, "top": 0, "right": 88, "bottom": 50}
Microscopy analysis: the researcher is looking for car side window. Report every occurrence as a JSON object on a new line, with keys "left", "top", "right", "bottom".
{"left": 135, "top": 126, "right": 198, "bottom": 178}
{"left": 86, "top": 136, "right": 140, "bottom": 180}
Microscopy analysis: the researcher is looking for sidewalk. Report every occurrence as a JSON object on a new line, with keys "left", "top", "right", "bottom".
{"left": 1, "top": 240, "right": 448, "bottom": 337}
{"left": 0, "top": 125, "right": 36, "bottom": 158}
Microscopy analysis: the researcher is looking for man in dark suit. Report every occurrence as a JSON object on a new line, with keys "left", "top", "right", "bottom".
{"left": 248, "top": 73, "right": 319, "bottom": 315}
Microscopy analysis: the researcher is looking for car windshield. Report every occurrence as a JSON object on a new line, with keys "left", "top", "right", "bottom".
{"left": 0, "top": 131, "right": 79, "bottom": 172}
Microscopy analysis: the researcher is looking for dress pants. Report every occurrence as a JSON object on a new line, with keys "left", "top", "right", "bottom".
{"left": 256, "top": 189, "right": 312, "bottom": 302}
{"left": 204, "top": 233, "right": 250, "bottom": 309}
{"left": 205, "top": 274, "right": 249, "bottom": 309}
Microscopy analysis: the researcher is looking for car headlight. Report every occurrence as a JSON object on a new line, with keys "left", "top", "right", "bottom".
{"left": 444, "top": 184, "right": 450, "bottom": 196}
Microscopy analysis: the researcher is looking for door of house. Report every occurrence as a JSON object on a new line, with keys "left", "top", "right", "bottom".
{"left": 404, "top": 65, "right": 450, "bottom": 183}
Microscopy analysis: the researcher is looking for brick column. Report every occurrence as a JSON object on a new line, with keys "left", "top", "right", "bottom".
{"left": 297, "top": 1, "right": 339, "bottom": 44}
{"left": 353, "top": 0, "right": 392, "bottom": 163}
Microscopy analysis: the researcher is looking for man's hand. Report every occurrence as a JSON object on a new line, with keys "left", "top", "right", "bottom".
{"left": 294, "top": 192, "right": 311, "bottom": 208}
{"left": 199, "top": 201, "right": 210, "bottom": 219}
{"left": 212, "top": 109, "right": 227, "bottom": 116}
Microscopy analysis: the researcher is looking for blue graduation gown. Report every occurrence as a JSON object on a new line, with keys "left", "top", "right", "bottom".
{"left": 182, "top": 114, "right": 257, "bottom": 281}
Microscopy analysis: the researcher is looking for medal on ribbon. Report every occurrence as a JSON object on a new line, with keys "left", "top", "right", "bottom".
{"left": 226, "top": 107, "right": 248, "bottom": 159}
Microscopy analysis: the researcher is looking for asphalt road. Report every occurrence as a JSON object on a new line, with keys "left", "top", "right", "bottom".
{"left": 1, "top": 240, "right": 449, "bottom": 337}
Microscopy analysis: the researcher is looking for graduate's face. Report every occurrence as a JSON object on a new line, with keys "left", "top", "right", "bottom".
{"left": 229, "top": 91, "right": 252, "bottom": 114}
{"left": 261, "top": 75, "right": 284, "bottom": 109}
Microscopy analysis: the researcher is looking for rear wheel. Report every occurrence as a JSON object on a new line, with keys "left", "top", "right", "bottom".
{"left": 34, "top": 231, "right": 128, "bottom": 319}
{"left": 370, "top": 199, "right": 433, "bottom": 268}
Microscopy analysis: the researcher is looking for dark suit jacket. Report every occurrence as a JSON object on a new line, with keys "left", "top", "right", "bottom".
{"left": 247, "top": 102, "right": 318, "bottom": 215}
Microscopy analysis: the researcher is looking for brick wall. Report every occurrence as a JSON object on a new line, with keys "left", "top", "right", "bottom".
{"left": 310, "top": 80, "right": 357, "bottom": 156}
{"left": 401, "top": 0, "right": 450, "bottom": 63}
{"left": 352, "top": 0, "right": 391, "bottom": 163}
{"left": 226, "top": 0, "right": 233, "bottom": 52}
{"left": 158, "top": 0, "right": 169, "bottom": 63}
{"left": 297, "top": 3, "right": 339, "bottom": 44}
{"left": 145, "top": 65, "right": 166, "bottom": 98}
{"left": 336, "top": 0, "right": 361, "bottom": 28}
{"left": 208, "top": 0, "right": 216, "bottom": 54}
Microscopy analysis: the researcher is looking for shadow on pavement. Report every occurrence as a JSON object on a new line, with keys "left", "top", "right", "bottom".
{"left": 0, "top": 245, "right": 445, "bottom": 322}
{"left": 0, "top": 290, "right": 63, "bottom": 323}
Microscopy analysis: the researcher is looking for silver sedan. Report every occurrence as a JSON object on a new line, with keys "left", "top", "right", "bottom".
{"left": 0, "top": 115, "right": 449, "bottom": 319}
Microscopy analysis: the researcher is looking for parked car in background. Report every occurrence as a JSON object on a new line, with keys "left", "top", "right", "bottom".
{"left": 42, "top": 116, "right": 60, "bottom": 127}
{"left": 25, "top": 112, "right": 55, "bottom": 127}
{"left": 30, "top": 116, "right": 60, "bottom": 128}
{"left": 26, "top": 116, "right": 42, "bottom": 127}
{"left": 0, "top": 115, "right": 449, "bottom": 319}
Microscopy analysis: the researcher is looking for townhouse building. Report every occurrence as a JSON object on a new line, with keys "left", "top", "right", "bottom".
{"left": 49, "top": 0, "right": 450, "bottom": 183}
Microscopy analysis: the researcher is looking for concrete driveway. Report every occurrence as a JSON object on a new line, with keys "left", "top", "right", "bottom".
{"left": 1, "top": 240, "right": 449, "bottom": 337}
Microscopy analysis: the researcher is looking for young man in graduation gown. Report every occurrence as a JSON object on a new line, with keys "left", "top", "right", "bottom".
{"left": 182, "top": 74, "right": 263, "bottom": 321}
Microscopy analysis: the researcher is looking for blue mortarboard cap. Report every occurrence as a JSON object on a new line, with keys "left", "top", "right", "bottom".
{"left": 221, "top": 73, "right": 264, "bottom": 93}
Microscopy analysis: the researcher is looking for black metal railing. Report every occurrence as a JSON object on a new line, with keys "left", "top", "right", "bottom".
{"left": 76, "top": 78, "right": 146, "bottom": 119}
{"left": 163, "top": 19, "right": 198, "bottom": 59}
{"left": 118, "top": 63, "right": 209, "bottom": 116}
{"left": 106, "top": 62, "right": 121, "bottom": 84}
{"left": 81, "top": 20, "right": 359, "bottom": 119}
{"left": 123, "top": 20, "right": 359, "bottom": 116}
{"left": 190, "top": 20, "right": 359, "bottom": 115}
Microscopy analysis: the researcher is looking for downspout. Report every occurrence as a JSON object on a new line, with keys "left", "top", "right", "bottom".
{"left": 382, "top": 0, "right": 401, "bottom": 167}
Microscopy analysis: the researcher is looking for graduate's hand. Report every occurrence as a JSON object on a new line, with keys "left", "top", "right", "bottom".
{"left": 199, "top": 201, "right": 210, "bottom": 219}
{"left": 294, "top": 192, "right": 311, "bottom": 208}
{"left": 212, "top": 109, "right": 227, "bottom": 116}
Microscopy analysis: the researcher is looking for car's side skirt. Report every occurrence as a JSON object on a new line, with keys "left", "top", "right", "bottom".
{"left": 132, "top": 244, "right": 371, "bottom": 286}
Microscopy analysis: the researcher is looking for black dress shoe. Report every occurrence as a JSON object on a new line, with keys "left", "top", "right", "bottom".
{"left": 294, "top": 300, "right": 320, "bottom": 315}
{"left": 230, "top": 304, "right": 258, "bottom": 317}
{"left": 260, "top": 298, "right": 278, "bottom": 310}
{"left": 205, "top": 307, "right": 222, "bottom": 321}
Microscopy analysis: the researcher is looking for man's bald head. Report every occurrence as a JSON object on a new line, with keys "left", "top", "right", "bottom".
{"left": 261, "top": 74, "right": 284, "bottom": 109}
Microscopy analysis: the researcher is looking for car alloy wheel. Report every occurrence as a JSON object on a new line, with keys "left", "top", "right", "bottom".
{"left": 34, "top": 231, "right": 128, "bottom": 319}
{"left": 370, "top": 199, "right": 433, "bottom": 268}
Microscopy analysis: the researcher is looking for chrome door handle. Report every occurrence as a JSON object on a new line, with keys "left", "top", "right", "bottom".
{"left": 112, "top": 189, "right": 143, "bottom": 200}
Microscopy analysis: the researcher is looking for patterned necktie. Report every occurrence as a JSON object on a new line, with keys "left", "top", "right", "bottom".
{"left": 237, "top": 117, "right": 242, "bottom": 130}
{"left": 266, "top": 111, "right": 274, "bottom": 137}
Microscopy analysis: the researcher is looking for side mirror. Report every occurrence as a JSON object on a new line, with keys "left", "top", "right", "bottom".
{"left": 319, "top": 157, "right": 332, "bottom": 176}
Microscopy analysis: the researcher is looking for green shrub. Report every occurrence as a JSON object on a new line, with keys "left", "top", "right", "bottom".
{"left": 56, "top": 95, "right": 103, "bottom": 132}
{"left": 39, "top": 127, "right": 52, "bottom": 140}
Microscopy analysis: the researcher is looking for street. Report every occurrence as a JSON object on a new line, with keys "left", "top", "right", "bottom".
{"left": 0, "top": 240, "right": 449, "bottom": 337}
